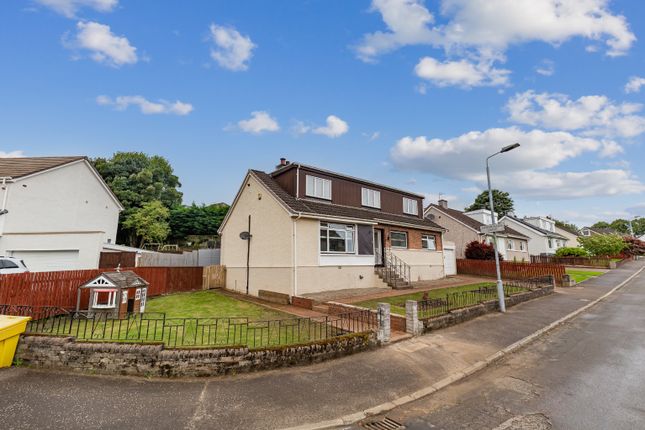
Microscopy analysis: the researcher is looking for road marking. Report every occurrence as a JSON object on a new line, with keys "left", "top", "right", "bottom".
{"left": 282, "top": 265, "right": 644, "bottom": 430}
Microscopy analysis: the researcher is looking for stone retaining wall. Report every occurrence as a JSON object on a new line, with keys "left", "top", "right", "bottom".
{"left": 16, "top": 332, "right": 376, "bottom": 377}
{"left": 422, "top": 285, "right": 554, "bottom": 332}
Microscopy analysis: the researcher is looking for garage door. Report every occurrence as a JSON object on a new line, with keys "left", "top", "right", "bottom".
{"left": 9, "top": 250, "right": 80, "bottom": 272}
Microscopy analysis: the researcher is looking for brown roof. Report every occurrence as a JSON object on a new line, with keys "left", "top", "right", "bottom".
{"left": 252, "top": 170, "right": 444, "bottom": 231}
{"left": 426, "top": 204, "right": 529, "bottom": 239}
{"left": 82, "top": 271, "right": 149, "bottom": 289}
{"left": 0, "top": 156, "right": 86, "bottom": 178}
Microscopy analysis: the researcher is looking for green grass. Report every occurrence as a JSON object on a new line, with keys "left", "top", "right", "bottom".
{"left": 566, "top": 268, "right": 603, "bottom": 283}
{"left": 355, "top": 282, "right": 496, "bottom": 316}
{"left": 144, "top": 290, "right": 290, "bottom": 320}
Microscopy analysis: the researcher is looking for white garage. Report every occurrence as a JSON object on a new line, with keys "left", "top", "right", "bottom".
{"left": 9, "top": 250, "right": 81, "bottom": 272}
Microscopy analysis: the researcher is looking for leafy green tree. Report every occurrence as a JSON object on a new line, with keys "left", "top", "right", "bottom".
{"left": 578, "top": 234, "right": 626, "bottom": 257}
{"left": 465, "top": 190, "right": 514, "bottom": 218}
{"left": 93, "top": 152, "right": 182, "bottom": 245}
{"left": 122, "top": 201, "right": 170, "bottom": 247}
{"left": 169, "top": 203, "right": 229, "bottom": 241}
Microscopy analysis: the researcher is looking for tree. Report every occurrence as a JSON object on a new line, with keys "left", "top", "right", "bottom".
{"left": 555, "top": 247, "right": 588, "bottom": 257}
{"left": 464, "top": 240, "right": 502, "bottom": 260}
{"left": 465, "top": 190, "right": 514, "bottom": 218}
{"left": 551, "top": 218, "right": 579, "bottom": 234}
{"left": 623, "top": 236, "right": 645, "bottom": 256}
{"left": 169, "top": 203, "right": 229, "bottom": 241}
{"left": 122, "top": 201, "right": 170, "bottom": 248}
{"left": 93, "top": 152, "right": 182, "bottom": 245}
{"left": 578, "top": 234, "right": 626, "bottom": 257}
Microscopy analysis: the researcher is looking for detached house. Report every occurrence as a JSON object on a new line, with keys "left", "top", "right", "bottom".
{"left": 0, "top": 157, "right": 122, "bottom": 271}
{"left": 500, "top": 215, "right": 568, "bottom": 256}
{"left": 425, "top": 200, "right": 529, "bottom": 261}
{"left": 219, "top": 159, "right": 447, "bottom": 297}
{"left": 580, "top": 226, "right": 619, "bottom": 237}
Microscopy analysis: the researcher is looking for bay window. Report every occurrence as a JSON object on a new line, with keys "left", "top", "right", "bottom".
{"left": 320, "top": 222, "right": 355, "bottom": 253}
{"left": 390, "top": 231, "right": 408, "bottom": 248}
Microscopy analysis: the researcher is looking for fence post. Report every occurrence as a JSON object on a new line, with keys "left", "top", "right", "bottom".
{"left": 405, "top": 300, "right": 422, "bottom": 335}
{"left": 377, "top": 303, "right": 390, "bottom": 343}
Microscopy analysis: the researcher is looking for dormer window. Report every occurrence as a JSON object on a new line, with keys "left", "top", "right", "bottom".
{"left": 403, "top": 197, "right": 418, "bottom": 215}
{"left": 306, "top": 175, "right": 331, "bottom": 200}
{"left": 361, "top": 188, "right": 381, "bottom": 209}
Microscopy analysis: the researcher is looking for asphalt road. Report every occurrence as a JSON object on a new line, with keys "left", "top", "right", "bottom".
{"left": 374, "top": 267, "right": 645, "bottom": 430}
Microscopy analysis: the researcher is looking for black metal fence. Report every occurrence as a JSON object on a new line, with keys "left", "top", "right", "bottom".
{"left": 417, "top": 276, "right": 553, "bottom": 320}
{"left": 10, "top": 306, "right": 378, "bottom": 349}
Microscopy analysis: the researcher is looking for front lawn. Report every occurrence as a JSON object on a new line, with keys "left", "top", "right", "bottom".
{"left": 355, "top": 282, "right": 496, "bottom": 316}
{"left": 144, "top": 290, "right": 290, "bottom": 320}
{"left": 566, "top": 269, "right": 603, "bottom": 283}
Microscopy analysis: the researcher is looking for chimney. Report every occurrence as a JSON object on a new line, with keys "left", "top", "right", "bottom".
{"left": 438, "top": 198, "right": 448, "bottom": 209}
{"left": 276, "top": 157, "right": 288, "bottom": 169}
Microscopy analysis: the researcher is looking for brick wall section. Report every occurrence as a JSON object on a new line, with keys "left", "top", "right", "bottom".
{"left": 421, "top": 285, "right": 554, "bottom": 332}
{"left": 291, "top": 296, "right": 314, "bottom": 310}
{"left": 390, "top": 314, "right": 406, "bottom": 332}
{"left": 16, "top": 332, "right": 377, "bottom": 377}
{"left": 381, "top": 226, "right": 443, "bottom": 251}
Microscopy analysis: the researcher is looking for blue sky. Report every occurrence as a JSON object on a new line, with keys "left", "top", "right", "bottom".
{"left": 1, "top": 0, "right": 644, "bottom": 227}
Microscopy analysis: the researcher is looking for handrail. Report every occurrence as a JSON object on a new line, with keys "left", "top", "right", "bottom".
{"left": 380, "top": 247, "right": 411, "bottom": 287}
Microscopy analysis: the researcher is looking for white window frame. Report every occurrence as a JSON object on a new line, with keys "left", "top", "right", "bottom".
{"left": 403, "top": 197, "right": 418, "bottom": 215}
{"left": 93, "top": 289, "right": 117, "bottom": 309}
{"left": 361, "top": 187, "right": 381, "bottom": 209}
{"left": 519, "top": 241, "right": 525, "bottom": 251}
{"left": 548, "top": 238, "right": 553, "bottom": 248}
{"left": 320, "top": 222, "right": 355, "bottom": 254}
{"left": 507, "top": 239, "right": 514, "bottom": 250}
{"left": 421, "top": 234, "right": 436, "bottom": 250}
{"left": 306, "top": 175, "right": 331, "bottom": 200}
{"left": 390, "top": 231, "right": 408, "bottom": 248}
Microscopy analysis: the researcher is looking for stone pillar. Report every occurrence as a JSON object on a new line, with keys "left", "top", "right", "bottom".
{"left": 405, "top": 300, "right": 422, "bottom": 335}
{"left": 377, "top": 303, "right": 390, "bottom": 343}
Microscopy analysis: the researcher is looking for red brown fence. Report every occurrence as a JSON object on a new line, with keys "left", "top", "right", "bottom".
{"left": 530, "top": 255, "right": 613, "bottom": 268}
{"left": 99, "top": 251, "right": 137, "bottom": 269}
{"left": 457, "top": 259, "right": 565, "bottom": 285}
{"left": 0, "top": 266, "right": 204, "bottom": 309}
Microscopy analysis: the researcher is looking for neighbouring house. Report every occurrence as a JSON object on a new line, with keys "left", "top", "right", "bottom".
{"left": 500, "top": 215, "right": 568, "bottom": 256}
{"left": 219, "top": 159, "right": 447, "bottom": 297}
{"left": 580, "top": 226, "right": 620, "bottom": 237}
{"left": 0, "top": 156, "right": 122, "bottom": 271}
{"left": 553, "top": 224, "right": 582, "bottom": 247}
{"left": 425, "top": 200, "right": 530, "bottom": 261}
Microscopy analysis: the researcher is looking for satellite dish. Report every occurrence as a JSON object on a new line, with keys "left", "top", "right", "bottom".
{"left": 239, "top": 231, "right": 252, "bottom": 240}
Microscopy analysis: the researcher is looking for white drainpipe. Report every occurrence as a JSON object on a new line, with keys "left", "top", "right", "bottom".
{"left": 293, "top": 212, "right": 302, "bottom": 297}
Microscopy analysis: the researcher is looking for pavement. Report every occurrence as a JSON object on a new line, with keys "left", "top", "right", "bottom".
{"left": 0, "top": 261, "right": 642, "bottom": 430}
{"left": 373, "top": 262, "right": 645, "bottom": 430}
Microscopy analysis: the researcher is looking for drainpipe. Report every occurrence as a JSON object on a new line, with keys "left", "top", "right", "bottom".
{"left": 293, "top": 212, "right": 302, "bottom": 297}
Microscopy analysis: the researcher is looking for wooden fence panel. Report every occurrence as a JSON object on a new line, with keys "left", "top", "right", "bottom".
{"left": 203, "top": 265, "right": 226, "bottom": 289}
{"left": 456, "top": 259, "right": 565, "bottom": 285}
{"left": 0, "top": 266, "right": 205, "bottom": 309}
{"left": 530, "top": 255, "right": 612, "bottom": 268}
{"left": 99, "top": 252, "right": 137, "bottom": 269}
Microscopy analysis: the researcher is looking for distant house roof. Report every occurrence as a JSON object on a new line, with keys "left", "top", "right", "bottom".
{"left": 504, "top": 215, "right": 568, "bottom": 239}
{"left": 583, "top": 226, "right": 620, "bottom": 235}
{"left": 426, "top": 204, "right": 529, "bottom": 239}
{"left": 555, "top": 224, "right": 580, "bottom": 236}
{"left": 0, "top": 156, "right": 86, "bottom": 178}
{"left": 251, "top": 170, "right": 444, "bottom": 231}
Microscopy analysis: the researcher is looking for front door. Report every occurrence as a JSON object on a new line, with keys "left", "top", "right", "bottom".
{"left": 374, "top": 229, "right": 384, "bottom": 266}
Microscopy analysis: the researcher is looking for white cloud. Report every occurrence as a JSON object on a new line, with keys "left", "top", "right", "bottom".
{"left": 391, "top": 127, "right": 601, "bottom": 180}
{"left": 414, "top": 56, "right": 510, "bottom": 88}
{"left": 0, "top": 151, "right": 25, "bottom": 158}
{"left": 494, "top": 170, "right": 645, "bottom": 199}
{"left": 312, "top": 115, "right": 349, "bottom": 138}
{"left": 96, "top": 95, "right": 193, "bottom": 115}
{"left": 233, "top": 111, "right": 280, "bottom": 134}
{"left": 69, "top": 21, "right": 137, "bottom": 67}
{"left": 535, "top": 59, "right": 555, "bottom": 76}
{"left": 208, "top": 24, "right": 255, "bottom": 71}
{"left": 625, "top": 76, "right": 645, "bottom": 94}
{"left": 36, "top": 0, "right": 117, "bottom": 18}
{"left": 507, "top": 90, "right": 645, "bottom": 138}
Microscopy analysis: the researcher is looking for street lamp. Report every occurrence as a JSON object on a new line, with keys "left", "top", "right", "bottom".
{"left": 486, "top": 142, "right": 520, "bottom": 313}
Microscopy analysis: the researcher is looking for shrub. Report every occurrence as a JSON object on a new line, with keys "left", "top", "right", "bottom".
{"left": 578, "top": 234, "right": 627, "bottom": 257}
{"left": 465, "top": 240, "right": 503, "bottom": 260}
{"left": 623, "top": 236, "right": 645, "bottom": 256}
{"left": 555, "top": 247, "right": 588, "bottom": 257}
